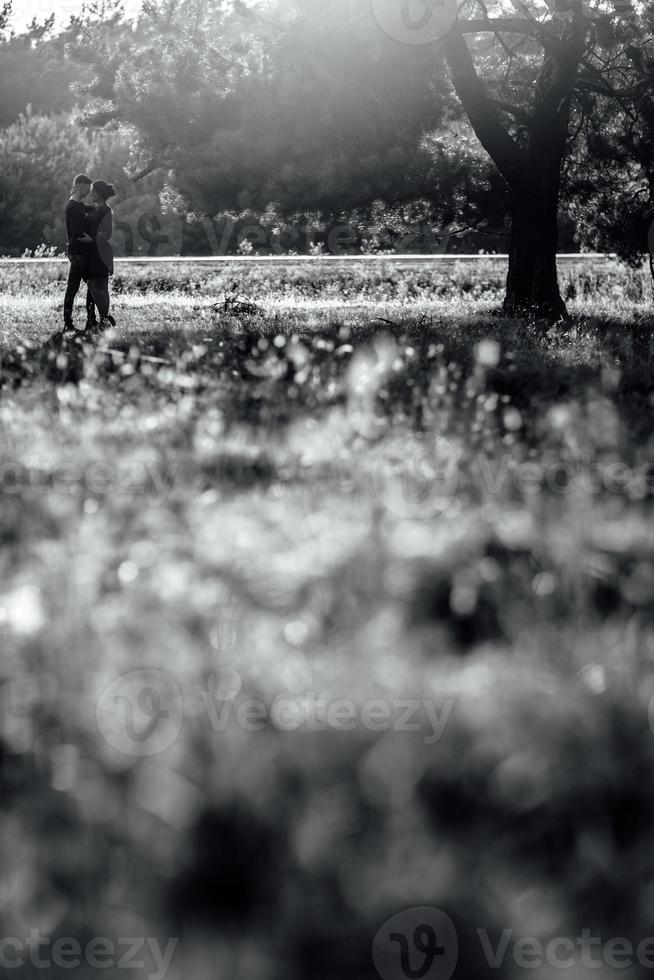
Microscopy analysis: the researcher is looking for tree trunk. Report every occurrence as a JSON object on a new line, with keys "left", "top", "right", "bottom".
{"left": 443, "top": 16, "right": 587, "bottom": 321}
{"left": 504, "top": 184, "right": 567, "bottom": 319}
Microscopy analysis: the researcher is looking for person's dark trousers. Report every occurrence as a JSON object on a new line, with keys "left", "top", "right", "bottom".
{"left": 86, "top": 288, "right": 97, "bottom": 323}
{"left": 87, "top": 277, "right": 110, "bottom": 319}
{"left": 63, "top": 255, "right": 97, "bottom": 324}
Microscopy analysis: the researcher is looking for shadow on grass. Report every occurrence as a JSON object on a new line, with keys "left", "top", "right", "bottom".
{"left": 2, "top": 309, "right": 653, "bottom": 441}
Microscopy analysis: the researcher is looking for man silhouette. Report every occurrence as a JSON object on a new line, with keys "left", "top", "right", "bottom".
{"left": 63, "top": 174, "right": 98, "bottom": 331}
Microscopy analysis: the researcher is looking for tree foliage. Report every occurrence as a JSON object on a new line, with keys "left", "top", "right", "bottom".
{"left": 0, "top": 6, "right": 90, "bottom": 127}
{"left": 77, "top": 0, "right": 507, "bottom": 244}
{"left": 565, "top": 2, "right": 654, "bottom": 261}
{"left": 74, "top": 0, "right": 654, "bottom": 311}
{"left": 0, "top": 108, "right": 169, "bottom": 255}
{"left": 3, "top": 0, "right": 653, "bottom": 284}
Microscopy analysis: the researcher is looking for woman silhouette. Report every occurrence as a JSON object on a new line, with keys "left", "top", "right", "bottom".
{"left": 86, "top": 179, "right": 117, "bottom": 328}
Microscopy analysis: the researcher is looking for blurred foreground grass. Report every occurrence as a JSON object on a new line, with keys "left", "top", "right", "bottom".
{"left": 0, "top": 258, "right": 654, "bottom": 979}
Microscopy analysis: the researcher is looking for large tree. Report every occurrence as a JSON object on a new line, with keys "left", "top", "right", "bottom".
{"left": 441, "top": 0, "right": 651, "bottom": 315}
{"left": 79, "top": 0, "right": 652, "bottom": 316}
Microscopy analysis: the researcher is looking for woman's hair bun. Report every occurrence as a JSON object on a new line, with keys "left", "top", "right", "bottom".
{"left": 92, "top": 179, "right": 116, "bottom": 201}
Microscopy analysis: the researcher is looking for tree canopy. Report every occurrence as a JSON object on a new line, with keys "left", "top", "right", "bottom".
{"left": 2, "top": 0, "right": 652, "bottom": 309}
{"left": 0, "top": 2, "right": 92, "bottom": 127}
{"left": 73, "top": 0, "right": 653, "bottom": 313}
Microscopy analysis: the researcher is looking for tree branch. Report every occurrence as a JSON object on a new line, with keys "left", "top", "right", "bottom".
{"left": 489, "top": 99, "right": 531, "bottom": 124}
{"left": 443, "top": 28, "right": 524, "bottom": 185}
{"left": 458, "top": 17, "right": 548, "bottom": 37}
{"left": 474, "top": 0, "right": 519, "bottom": 63}
{"left": 130, "top": 163, "right": 159, "bottom": 182}
{"left": 576, "top": 76, "right": 636, "bottom": 101}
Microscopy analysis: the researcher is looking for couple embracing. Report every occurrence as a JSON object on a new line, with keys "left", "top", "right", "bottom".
{"left": 63, "top": 173, "right": 117, "bottom": 332}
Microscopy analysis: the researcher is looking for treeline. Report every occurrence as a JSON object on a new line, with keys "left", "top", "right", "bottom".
{"left": 0, "top": 107, "right": 185, "bottom": 257}
{"left": 0, "top": 105, "right": 527, "bottom": 258}
{"left": 1, "top": 102, "right": 532, "bottom": 257}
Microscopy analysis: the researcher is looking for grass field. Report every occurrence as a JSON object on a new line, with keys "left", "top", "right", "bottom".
{"left": 1, "top": 256, "right": 654, "bottom": 979}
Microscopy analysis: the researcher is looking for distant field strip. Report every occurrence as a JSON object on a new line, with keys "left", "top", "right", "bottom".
{"left": 0, "top": 253, "right": 617, "bottom": 267}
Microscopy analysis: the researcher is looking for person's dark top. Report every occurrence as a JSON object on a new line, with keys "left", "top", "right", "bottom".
{"left": 85, "top": 204, "right": 114, "bottom": 277}
{"left": 65, "top": 198, "right": 93, "bottom": 257}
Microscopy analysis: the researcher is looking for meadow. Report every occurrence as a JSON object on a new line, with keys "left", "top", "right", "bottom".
{"left": 1, "top": 254, "right": 654, "bottom": 979}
